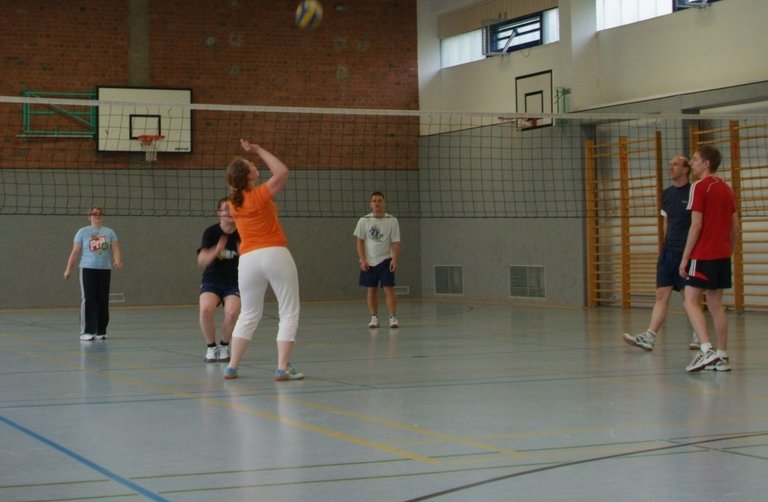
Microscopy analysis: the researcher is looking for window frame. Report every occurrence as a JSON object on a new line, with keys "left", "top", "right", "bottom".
{"left": 674, "top": 0, "right": 720, "bottom": 11}
{"left": 484, "top": 12, "right": 544, "bottom": 56}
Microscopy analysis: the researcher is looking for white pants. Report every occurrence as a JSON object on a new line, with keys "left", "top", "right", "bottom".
{"left": 232, "top": 247, "right": 300, "bottom": 342}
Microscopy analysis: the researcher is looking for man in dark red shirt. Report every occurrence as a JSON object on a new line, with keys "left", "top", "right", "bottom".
{"left": 680, "top": 145, "right": 740, "bottom": 372}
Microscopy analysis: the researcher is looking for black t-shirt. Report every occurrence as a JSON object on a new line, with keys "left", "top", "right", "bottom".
{"left": 198, "top": 224, "right": 240, "bottom": 285}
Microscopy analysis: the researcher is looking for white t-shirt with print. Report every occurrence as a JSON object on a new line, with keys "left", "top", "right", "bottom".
{"left": 353, "top": 213, "right": 400, "bottom": 267}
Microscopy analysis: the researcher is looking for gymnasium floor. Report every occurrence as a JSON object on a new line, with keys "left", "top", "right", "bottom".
{"left": 2, "top": 300, "right": 768, "bottom": 501}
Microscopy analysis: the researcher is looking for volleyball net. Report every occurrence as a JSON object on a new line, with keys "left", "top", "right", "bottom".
{"left": 1, "top": 95, "right": 767, "bottom": 218}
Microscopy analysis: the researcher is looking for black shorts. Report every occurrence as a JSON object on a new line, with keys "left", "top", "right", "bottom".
{"left": 200, "top": 281, "right": 240, "bottom": 301}
{"left": 359, "top": 259, "right": 395, "bottom": 288}
{"left": 657, "top": 248, "right": 686, "bottom": 291}
{"left": 685, "top": 258, "right": 732, "bottom": 290}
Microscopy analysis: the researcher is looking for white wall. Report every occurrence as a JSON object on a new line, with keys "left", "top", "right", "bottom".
{"left": 595, "top": 1, "right": 768, "bottom": 108}
{"left": 418, "top": 0, "right": 768, "bottom": 112}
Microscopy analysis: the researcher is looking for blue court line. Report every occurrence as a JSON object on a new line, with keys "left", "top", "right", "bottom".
{"left": 0, "top": 414, "right": 169, "bottom": 501}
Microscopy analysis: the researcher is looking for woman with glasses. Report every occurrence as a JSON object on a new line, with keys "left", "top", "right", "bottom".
{"left": 64, "top": 207, "right": 123, "bottom": 341}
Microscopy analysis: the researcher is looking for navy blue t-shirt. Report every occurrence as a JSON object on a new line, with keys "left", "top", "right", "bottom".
{"left": 661, "top": 183, "right": 691, "bottom": 252}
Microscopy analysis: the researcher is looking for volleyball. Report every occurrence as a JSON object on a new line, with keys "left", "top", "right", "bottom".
{"left": 295, "top": 0, "right": 323, "bottom": 29}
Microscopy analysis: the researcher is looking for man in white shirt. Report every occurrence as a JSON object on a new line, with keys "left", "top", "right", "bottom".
{"left": 354, "top": 191, "right": 401, "bottom": 329}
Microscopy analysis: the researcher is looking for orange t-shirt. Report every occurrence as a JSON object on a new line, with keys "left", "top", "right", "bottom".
{"left": 229, "top": 184, "right": 287, "bottom": 255}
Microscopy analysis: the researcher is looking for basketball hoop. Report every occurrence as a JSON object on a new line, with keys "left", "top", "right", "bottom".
{"left": 136, "top": 134, "right": 165, "bottom": 162}
{"left": 524, "top": 117, "right": 539, "bottom": 128}
{"left": 498, "top": 116, "right": 539, "bottom": 131}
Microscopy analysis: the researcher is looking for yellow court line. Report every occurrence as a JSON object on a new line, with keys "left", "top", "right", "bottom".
{"left": 211, "top": 398, "right": 440, "bottom": 465}
{"left": 265, "top": 395, "right": 525, "bottom": 459}
{"left": 0, "top": 334, "right": 439, "bottom": 465}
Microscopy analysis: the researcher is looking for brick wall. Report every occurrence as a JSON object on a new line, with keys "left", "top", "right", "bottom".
{"left": 1, "top": 0, "right": 417, "bottom": 107}
{"left": 0, "top": 1, "right": 129, "bottom": 93}
{"left": 0, "top": 0, "right": 419, "bottom": 169}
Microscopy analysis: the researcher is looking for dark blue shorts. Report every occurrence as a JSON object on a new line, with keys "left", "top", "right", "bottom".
{"left": 359, "top": 259, "right": 395, "bottom": 288}
{"left": 657, "top": 248, "right": 686, "bottom": 291}
{"left": 686, "top": 258, "right": 732, "bottom": 290}
{"left": 200, "top": 281, "right": 240, "bottom": 301}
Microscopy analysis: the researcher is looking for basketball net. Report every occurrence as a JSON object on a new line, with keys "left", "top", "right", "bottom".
{"left": 498, "top": 116, "right": 539, "bottom": 131}
{"left": 137, "top": 134, "right": 165, "bottom": 162}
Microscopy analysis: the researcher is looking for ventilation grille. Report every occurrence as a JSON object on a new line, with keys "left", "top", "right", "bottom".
{"left": 434, "top": 265, "right": 463, "bottom": 295}
{"left": 509, "top": 265, "right": 545, "bottom": 298}
{"left": 393, "top": 285, "right": 410, "bottom": 296}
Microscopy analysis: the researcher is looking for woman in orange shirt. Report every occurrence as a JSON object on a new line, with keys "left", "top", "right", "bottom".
{"left": 223, "top": 139, "right": 302, "bottom": 381}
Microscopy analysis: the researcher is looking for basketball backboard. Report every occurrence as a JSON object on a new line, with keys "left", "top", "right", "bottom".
{"left": 97, "top": 87, "right": 192, "bottom": 153}
{"left": 515, "top": 70, "right": 553, "bottom": 129}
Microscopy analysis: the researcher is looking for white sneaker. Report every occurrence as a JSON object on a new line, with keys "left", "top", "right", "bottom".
{"left": 368, "top": 315, "right": 380, "bottom": 328}
{"left": 686, "top": 350, "right": 718, "bottom": 372}
{"left": 80, "top": 334, "right": 95, "bottom": 341}
{"left": 389, "top": 315, "right": 399, "bottom": 328}
{"left": 622, "top": 330, "right": 655, "bottom": 351}
{"left": 204, "top": 346, "right": 219, "bottom": 363}
{"left": 705, "top": 357, "right": 731, "bottom": 372}
{"left": 218, "top": 345, "right": 231, "bottom": 362}
{"left": 96, "top": 334, "right": 107, "bottom": 340}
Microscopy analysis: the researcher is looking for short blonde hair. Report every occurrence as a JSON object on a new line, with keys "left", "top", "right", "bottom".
{"left": 671, "top": 155, "right": 690, "bottom": 169}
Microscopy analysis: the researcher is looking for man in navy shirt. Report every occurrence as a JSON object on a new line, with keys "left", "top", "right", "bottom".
{"left": 623, "top": 156, "right": 697, "bottom": 351}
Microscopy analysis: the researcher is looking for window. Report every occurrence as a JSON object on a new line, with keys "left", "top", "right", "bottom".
{"left": 596, "top": 0, "right": 672, "bottom": 30}
{"left": 440, "top": 29, "right": 484, "bottom": 69}
{"left": 596, "top": 0, "right": 722, "bottom": 30}
{"left": 485, "top": 12, "right": 544, "bottom": 55}
{"left": 440, "top": 9, "right": 559, "bottom": 68}
{"left": 674, "top": 0, "right": 720, "bottom": 10}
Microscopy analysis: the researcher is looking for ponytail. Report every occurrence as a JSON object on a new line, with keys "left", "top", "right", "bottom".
{"left": 226, "top": 158, "right": 250, "bottom": 209}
